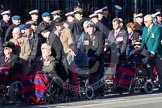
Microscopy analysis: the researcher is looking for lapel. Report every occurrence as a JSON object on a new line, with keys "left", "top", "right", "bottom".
{"left": 145, "top": 24, "right": 155, "bottom": 43}
{"left": 113, "top": 29, "right": 122, "bottom": 41}
{"left": 4, "top": 55, "right": 12, "bottom": 63}
{"left": 111, "top": 30, "right": 116, "bottom": 41}
{"left": 147, "top": 24, "right": 155, "bottom": 38}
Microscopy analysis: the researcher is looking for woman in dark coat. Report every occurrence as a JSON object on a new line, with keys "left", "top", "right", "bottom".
{"left": 126, "top": 22, "right": 141, "bottom": 57}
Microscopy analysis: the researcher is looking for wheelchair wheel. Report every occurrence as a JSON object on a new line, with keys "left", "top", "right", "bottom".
{"left": 144, "top": 81, "right": 153, "bottom": 94}
{"left": 8, "top": 81, "right": 23, "bottom": 103}
{"left": 44, "top": 93, "right": 51, "bottom": 104}
{"left": 85, "top": 86, "right": 94, "bottom": 99}
{"left": 48, "top": 78, "right": 66, "bottom": 103}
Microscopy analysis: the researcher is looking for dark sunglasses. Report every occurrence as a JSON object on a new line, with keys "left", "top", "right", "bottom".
{"left": 134, "top": 44, "right": 141, "bottom": 46}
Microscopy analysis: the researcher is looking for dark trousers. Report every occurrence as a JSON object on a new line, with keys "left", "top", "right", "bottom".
{"left": 155, "top": 57, "right": 162, "bottom": 86}
{"left": 148, "top": 57, "right": 162, "bottom": 85}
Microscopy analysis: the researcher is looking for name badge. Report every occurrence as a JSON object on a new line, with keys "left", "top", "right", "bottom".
{"left": 83, "top": 40, "right": 89, "bottom": 45}
{"left": 151, "top": 33, "right": 155, "bottom": 38}
{"left": 116, "top": 37, "right": 124, "bottom": 42}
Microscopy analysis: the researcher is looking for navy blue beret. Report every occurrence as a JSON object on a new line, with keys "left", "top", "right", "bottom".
{"left": 12, "top": 15, "right": 20, "bottom": 20}
{"left": 18, "top": 24, "right": 25, "bottom": 30}
{"left": 24, "top": 24, "right": 31, "bottom": 29}
{"left": 42, "top": 12, "right": 50, "bottom": 17}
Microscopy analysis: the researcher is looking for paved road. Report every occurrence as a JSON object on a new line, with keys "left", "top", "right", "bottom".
{"left": 1, "top": 90, "right": 162, "bottom": 108}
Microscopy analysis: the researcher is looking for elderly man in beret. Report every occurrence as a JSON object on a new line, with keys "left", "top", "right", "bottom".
{"left": 0, "top": 41, "right": 21, "bottom": 84}
{"left": 79, "top": 21, "right": 104, "bottom": 96}
{"left": 23, "top": 43, "right": 57, "bottom": 104}
{"left": 5, "top": 15, "right": 21, "bottom": 41}
{"left": 142, "top": 14, "right": 162, "bottom": 91}
{"left": 23, "top": 24, "right": 39, "bottom": 63}
{"left": 9, "top": 27, "right": 31, "bottom": 76}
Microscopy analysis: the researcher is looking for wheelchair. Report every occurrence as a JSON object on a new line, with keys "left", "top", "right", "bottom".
{"left": 76, "top": 68, "right": 94, "bottom": 100}
{"left": 0, "top": 66, "right": 23, "bottom": 105}
{"left": 119, "top": 62, "right": 154, "bottom": 94}
{"left": 132, "top": 63, "right": 153, "bottom": 94}
{"left": 43, "top": 67, "right": 95, "bottom": 104}
{"left": 43, "top": 77, "right": 69, "bottom": 104}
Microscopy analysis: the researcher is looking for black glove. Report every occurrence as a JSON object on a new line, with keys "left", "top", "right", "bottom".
{"left": 89, "top": 57, "right": 96, "bottom": 68}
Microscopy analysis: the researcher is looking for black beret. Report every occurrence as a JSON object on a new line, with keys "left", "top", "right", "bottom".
{"left": 24, "top": 24, "right": 31, "bottom": 29}
{"left": 3, "top": 41, "right": 15, "bottom": 49}
{"left": 55, "top": 17, "right": 64, "bottom": 26}
{"left": 36, "top": 22, "right": 50, "bottom": 34}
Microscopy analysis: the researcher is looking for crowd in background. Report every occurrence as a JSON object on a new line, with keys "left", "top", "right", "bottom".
{"left": 1, "top": 3, "right": 162, "bottom": 104}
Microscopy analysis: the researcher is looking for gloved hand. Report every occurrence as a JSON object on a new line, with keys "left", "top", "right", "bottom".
{"left": 88, "top": 57, "right": 96, "bottom": 68}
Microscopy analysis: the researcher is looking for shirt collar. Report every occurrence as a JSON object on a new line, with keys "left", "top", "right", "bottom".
{"left": 148, "top": 23, "right": 153, "bottom": 29}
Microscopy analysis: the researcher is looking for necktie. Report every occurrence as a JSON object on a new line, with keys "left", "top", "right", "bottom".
{"left": 148, "top": 27, "right": 151, "bottom": 35}
{"left": 5, "top": 57, "right": 10, "bottom": 62}
{"left": 114, "top": 30, "right": 118, "bottom": 38}
{"left": 128, "top": 34, "right": 132, "bottom": 39}
{"left": 67, "top": 54, "right": 74, "bottom": 65}
{"left": 90, "top": 35, "right": 94, "bottom": 40}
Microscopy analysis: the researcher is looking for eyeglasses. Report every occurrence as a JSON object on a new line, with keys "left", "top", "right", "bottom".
{"left": 134, "top": 44, "right": 141, "bottom": 46}
{"left": 4, "top": 47, "right": 10, "bottom": 50}
{"left": 12, "top": 32, "right": 20, "bottom": 34}
{"left": 144, "top": 20, "right": 151, "bottom": 23}
{"left": 69, "top": 49, "right": 75, "bottom": 53}
{"left": 69, "top": 50, "right": 72, "bottom": 52}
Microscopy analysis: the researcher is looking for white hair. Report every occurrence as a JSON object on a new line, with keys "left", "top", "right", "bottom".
{"left": 144, "top": 14, "right": 153, "bottom": 21}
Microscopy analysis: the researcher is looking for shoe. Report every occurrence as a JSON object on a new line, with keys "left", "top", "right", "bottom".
{"left": 147, "top": 79, "right": 152, "bottom": 82}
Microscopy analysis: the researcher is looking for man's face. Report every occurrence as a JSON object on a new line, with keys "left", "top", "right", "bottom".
{"left": 103, "top": 10, "right": 109, "bottom": 15}
{"left": 12, "top": 29, "right": 21, "bottom": 39}
{"left": 113, "top": 21, "right": 120, "bottom": 30}
{"left": 31, "top": 14, "right": 38, "bottom": 21}
{"left": 91, "top": 17, "right": 98, "bottom": 24}
{"left": 4, "top": 47, "right": 12, "bottom": 56}
{"left": 74, "top": 13, "right": 83, "bottom": 20}
{"left": 68, "top": 48, "right": 76, "bottom": 56}
{"left": 67, "top": 16, "right": 74, "bottom": 22}
{"left": 41, "top": 48, "right": 51, "bottom": 60}
{"left": 43, "top": 16, "right": 51, "bottom": 23}
{"left": 144, "top": 20, "right": 152, "bottom": 27}
{"left": 136, "top": 17, "right": 143, "bottom": 23}
{"left": 98, "top": 13, "right": 103, "bottom": 20}
{"left": 12, "top": 20, "right": 21, "bottom": 25}
{"left": 24, "top": 28, "right": 31, "bottom": 35}
{"left": 41, "top": 31, "right": 50, "bottom": 38}
{"left": 134, "top": 44, "right": 142, "bottom": 50}
{"left": 3, "top": 14, "right": 10, "bottom": 21}
{"left": 87, "top": 27, "right": 95, "bottom": 35}
{"left": 157, "top": 16, "right": 162, "bottom": 22}
{"left": 55, "top": 25, "right": 63, "bottom": 31}
{"left": 31, "top": 25, "right": 37, "bottom": 31}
